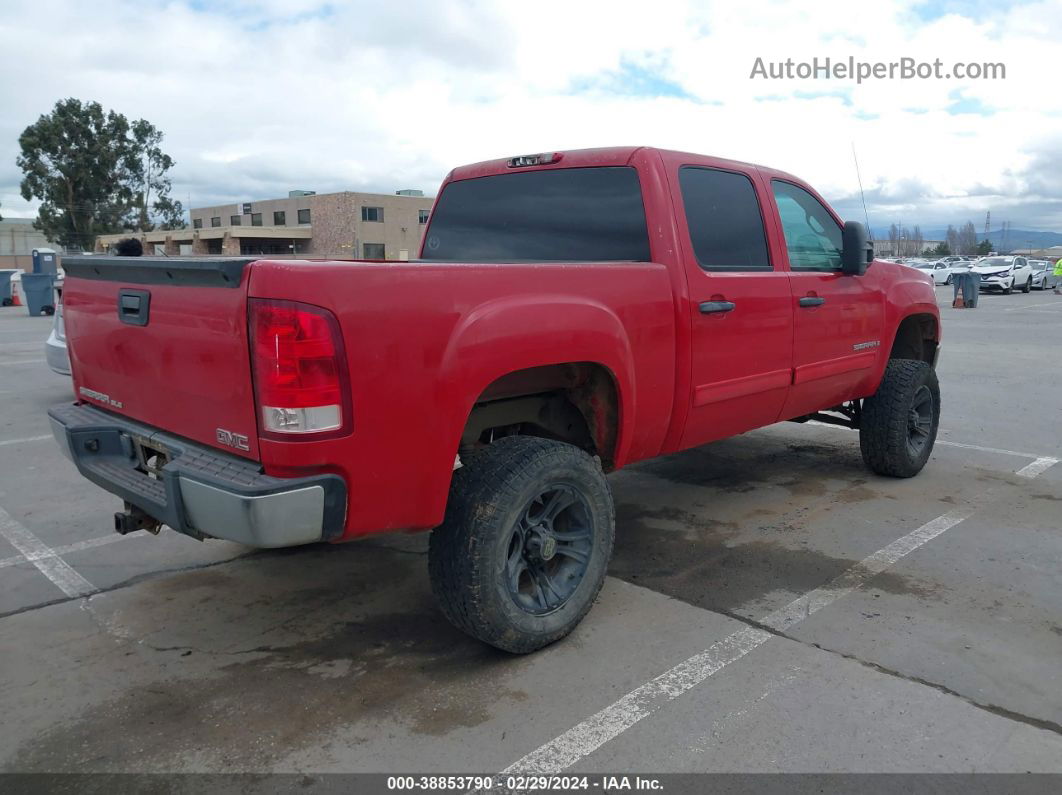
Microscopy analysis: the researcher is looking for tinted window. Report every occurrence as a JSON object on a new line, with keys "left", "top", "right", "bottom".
{"left": 273, "top": 211, "right": 286, "bottom": 226}
{"left": 297, "top": 208, "right": 311, "bottom": 224}
{"left": 772, "top": 181, "right": 843, "bottom": 271}
{"left": 251, "top": 213, "right": 262, "bottom": 226}
{"left": 679, "top": 167, "right": 770, "bottom": 271}
{"left": 362, "top": 206, "right": 383, "bottom": 222}
{"left": 363, "top": 243, "right": 385, "bottom": 259}
{"left": 421, "top": 167, "right": 650, "bottom": 261}
{"left": 230, "top": 215, "right": 241, "bottom": 226}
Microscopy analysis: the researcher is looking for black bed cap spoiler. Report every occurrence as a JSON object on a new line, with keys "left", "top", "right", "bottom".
{"left": 61, "top": 256, "right": 257, "bottom": 289}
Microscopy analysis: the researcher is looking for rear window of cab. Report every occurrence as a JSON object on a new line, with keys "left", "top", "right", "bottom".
{"left": 421, "top": 167, "right": 651, "bottom": 262}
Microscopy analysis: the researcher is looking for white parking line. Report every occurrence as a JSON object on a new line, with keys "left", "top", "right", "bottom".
{"left": 0, "top": 434, "right": 51, "bottom": 447}
{"left": 808, "top": 421, "right": 1052, "bottom": 462}
{"left": 1, "top": 358, "right": 46, "bottom": 365}
{"left": 499, "top": 447, "right": 1060, "bottom": 778}
{"left": 0, "top": 505, "right": 97, "bottom": 598}
{"left": 1015, "top": 457, "right": 1059, "bottom": 479}
{"left": 0, "top": 533, "right": 126, "bottom": 569}
{"left": 500, "top": 506, "right": 976, "bottom": 776}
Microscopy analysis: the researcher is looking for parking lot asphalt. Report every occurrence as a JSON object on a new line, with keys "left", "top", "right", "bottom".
{"left": 1, "top": 285, "right": 1060, "bottom": 774}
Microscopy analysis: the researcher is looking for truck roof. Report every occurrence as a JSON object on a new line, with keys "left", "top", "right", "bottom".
{"left": 446, "top": 146, "right": 804, "bottom": 185}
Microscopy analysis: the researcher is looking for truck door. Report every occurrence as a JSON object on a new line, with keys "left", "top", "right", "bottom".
{"left": 767, "top": 179, "right": 885, "bottom": 420}
{"left": 672, "top": 165, "right": 795, "bottom": 449}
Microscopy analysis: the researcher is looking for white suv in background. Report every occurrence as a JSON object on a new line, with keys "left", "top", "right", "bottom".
{"left": 971, "top": 255, "right": 1033, "bottom": 294}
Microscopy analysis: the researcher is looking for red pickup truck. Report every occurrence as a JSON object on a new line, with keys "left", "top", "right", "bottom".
{"left": 52, "top": 146, "right": 941, "bottom": 652}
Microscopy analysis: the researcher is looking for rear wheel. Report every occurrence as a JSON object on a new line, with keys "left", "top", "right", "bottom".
{"left": 1022, "top": 277, "right": 1032, "bottom": 293}
{"left": 860, "top": 359, "right": 940, "bottom": 478}
{"left": 429, "top": 435, "right": 614, "bottom": 654}
{"left": 945, "top": 275, "right": 953, "bottom": 286}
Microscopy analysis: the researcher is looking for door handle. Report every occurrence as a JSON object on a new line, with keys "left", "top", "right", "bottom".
{"left": 799, "top": 296, "right": 825, "bottom": 308}
{"left": 699, "top": 301, "right": 736, "bottom": 314}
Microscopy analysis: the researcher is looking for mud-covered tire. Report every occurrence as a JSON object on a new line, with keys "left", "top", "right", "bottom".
{"left": 860, "top": 359, "right": 940, "bottom": 478}
{"left": 428, "top": 436, "right": 615, "bottom": 654}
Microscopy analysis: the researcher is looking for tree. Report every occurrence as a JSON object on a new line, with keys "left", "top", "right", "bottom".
{"left": 931, "top": 242, "right": 949, "bottom": 256}
{"left": 957, "top": 221, "right": 978, "bottom": 254}
{"left": 976, "top": 239, "right": 992, "bottom": 255}
{"left": 912, "top": 225, "right": 924, "bottom": 257}
{"left": 17, "top": 99, "right": 184, "bottom": 250}
{"left": 946, "top": 225, "right": 959, "bottom": 255}
{"left": 129, "top": 119, "right": 184, "bottom": 231}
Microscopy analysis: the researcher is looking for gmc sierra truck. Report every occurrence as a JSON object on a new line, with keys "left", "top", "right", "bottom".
{"left": 51, "top": 147, "right": 941, "bottom": 653}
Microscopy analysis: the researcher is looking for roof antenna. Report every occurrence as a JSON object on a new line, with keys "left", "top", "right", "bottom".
{"left": 852, "top": 142, "right": 871, "bottom": 237}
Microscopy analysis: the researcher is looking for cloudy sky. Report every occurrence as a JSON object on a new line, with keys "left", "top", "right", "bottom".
{"left": 0, "top": 0, "right": 1059, "bottom": 234}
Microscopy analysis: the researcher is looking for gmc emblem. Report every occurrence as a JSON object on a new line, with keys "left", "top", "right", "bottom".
{"left": 216, "top": 428, "right": 251, "bottom": 452}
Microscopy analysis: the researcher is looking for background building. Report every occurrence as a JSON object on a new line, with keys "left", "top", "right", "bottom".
{"left": 95, "top": 189, "right": 434, "bottom": 260}
{"left": 0, "top": 218, "right": 61, "bottom": 270}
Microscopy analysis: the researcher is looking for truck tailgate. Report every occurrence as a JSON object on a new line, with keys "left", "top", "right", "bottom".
{"left": 61, "top": 257, "right": 261, "bottom": 461}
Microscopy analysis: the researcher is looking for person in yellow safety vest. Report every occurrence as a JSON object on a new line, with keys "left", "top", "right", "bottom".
{"left": 1054, "top": 258, "right": 1062, "bottom": 295}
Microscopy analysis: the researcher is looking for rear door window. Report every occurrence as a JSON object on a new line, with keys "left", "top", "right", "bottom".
{"left": 679, "top": 167, "right": 772, "bottom": 271}
{"left": 421, "top": 167, "right": 650, "bottom": 262}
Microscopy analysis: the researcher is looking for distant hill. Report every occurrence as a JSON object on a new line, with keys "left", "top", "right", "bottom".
{"left": 871, "top": 227, "right": 1062, "bottom": 251}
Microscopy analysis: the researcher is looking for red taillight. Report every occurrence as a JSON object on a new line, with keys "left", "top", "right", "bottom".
{"left": 248, "top": 298, "right": 352, "bottom": 439}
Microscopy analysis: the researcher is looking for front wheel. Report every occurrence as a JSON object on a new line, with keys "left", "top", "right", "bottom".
{"left": 429, "top": 436, "right": 615, "bottom": 654}
{"left": 945, "top": 275, "right": 953, "bottom": 286}
{"left": 860, "top": 359, "right": 940, "bottom": 478}
{"left": 1002, "top": 279, "right": 1013, "bottom": 295}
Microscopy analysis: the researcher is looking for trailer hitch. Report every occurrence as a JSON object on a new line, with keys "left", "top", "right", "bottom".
{"left": 114, "top": 502, "right": 163, "bottom": 535}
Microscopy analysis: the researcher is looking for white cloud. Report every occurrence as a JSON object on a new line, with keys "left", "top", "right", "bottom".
{"left": 0, "top": 0, "right": 1058, "bottom": 234}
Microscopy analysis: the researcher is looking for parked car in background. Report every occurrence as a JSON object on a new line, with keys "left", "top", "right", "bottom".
{"left": 971, "top": 256, "right": 1033, "bottom": 294}
{"left": 45, "top": 286, "right": 71, "bottom": 375}
{"left": 929, "top": 260, "right": 973, "bottom": 285}
{"left": 1030, "top": 260, "right": 1060, "bottom": 291}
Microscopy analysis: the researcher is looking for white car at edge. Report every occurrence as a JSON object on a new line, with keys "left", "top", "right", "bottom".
{"left": 970, "top": 255, "right": 1034, "bottom": 294}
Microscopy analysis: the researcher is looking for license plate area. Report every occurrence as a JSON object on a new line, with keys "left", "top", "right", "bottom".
{"left": 127, "top": 432, "right": 172, "bottom": 479}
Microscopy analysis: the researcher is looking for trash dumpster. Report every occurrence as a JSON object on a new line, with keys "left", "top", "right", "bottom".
{"left": 0, "top": 270, "right": 18, "bottom": 306}
{"left": 951, "top": 270, "right": 979, "bottom": 308}
{"left": 21, "top": 273, "right": 56, "bottom": 316}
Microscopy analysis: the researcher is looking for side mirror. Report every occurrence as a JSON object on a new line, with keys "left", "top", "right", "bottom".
{"left": 841, "top": 221, "right": 872, "bottom": 275}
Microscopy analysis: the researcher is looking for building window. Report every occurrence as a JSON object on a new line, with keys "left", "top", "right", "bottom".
{"left": 363, "top": 243, "right": 385, "bottom": 259}
{"left": 210, "top": 216, "right": 221, "bottom": 228}
{"left": 274, "top": 211, "right": 286, "bottom": 226}
{"left": 419, "top": 209, "right": 429, "bottom": 224}
{"left": 297, "top": 208, "right": 311, "bottom": 224}
{"left": 193, "top": 218, "right": 203, "bottom": 229}
{"left": 251, "top": 213, "right": 262, "bottom": 226}
{"left": 362, "top": 206, "right": 384, "bottom": 222}
{"left": 230, "top": 215, "right": 241, "bottom": 226}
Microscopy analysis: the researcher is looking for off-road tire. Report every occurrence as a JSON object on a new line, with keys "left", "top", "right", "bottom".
{"left": 860, "top": 359, "right": 940, "bottom": 478}
{"left": 429, "top": 435, "right": 615, "bottom": 654}
{"left": 1022, "top": 277, "right": 1032, "bottom": 293}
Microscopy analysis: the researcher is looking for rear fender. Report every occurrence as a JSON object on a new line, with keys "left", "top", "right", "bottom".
{"left": 439, "top": 294, "right": 635, "bottom": 467}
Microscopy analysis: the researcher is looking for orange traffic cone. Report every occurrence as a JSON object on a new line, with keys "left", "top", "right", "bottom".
{"left": 11, "top": 290, "right": 20, "bottom": 306}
